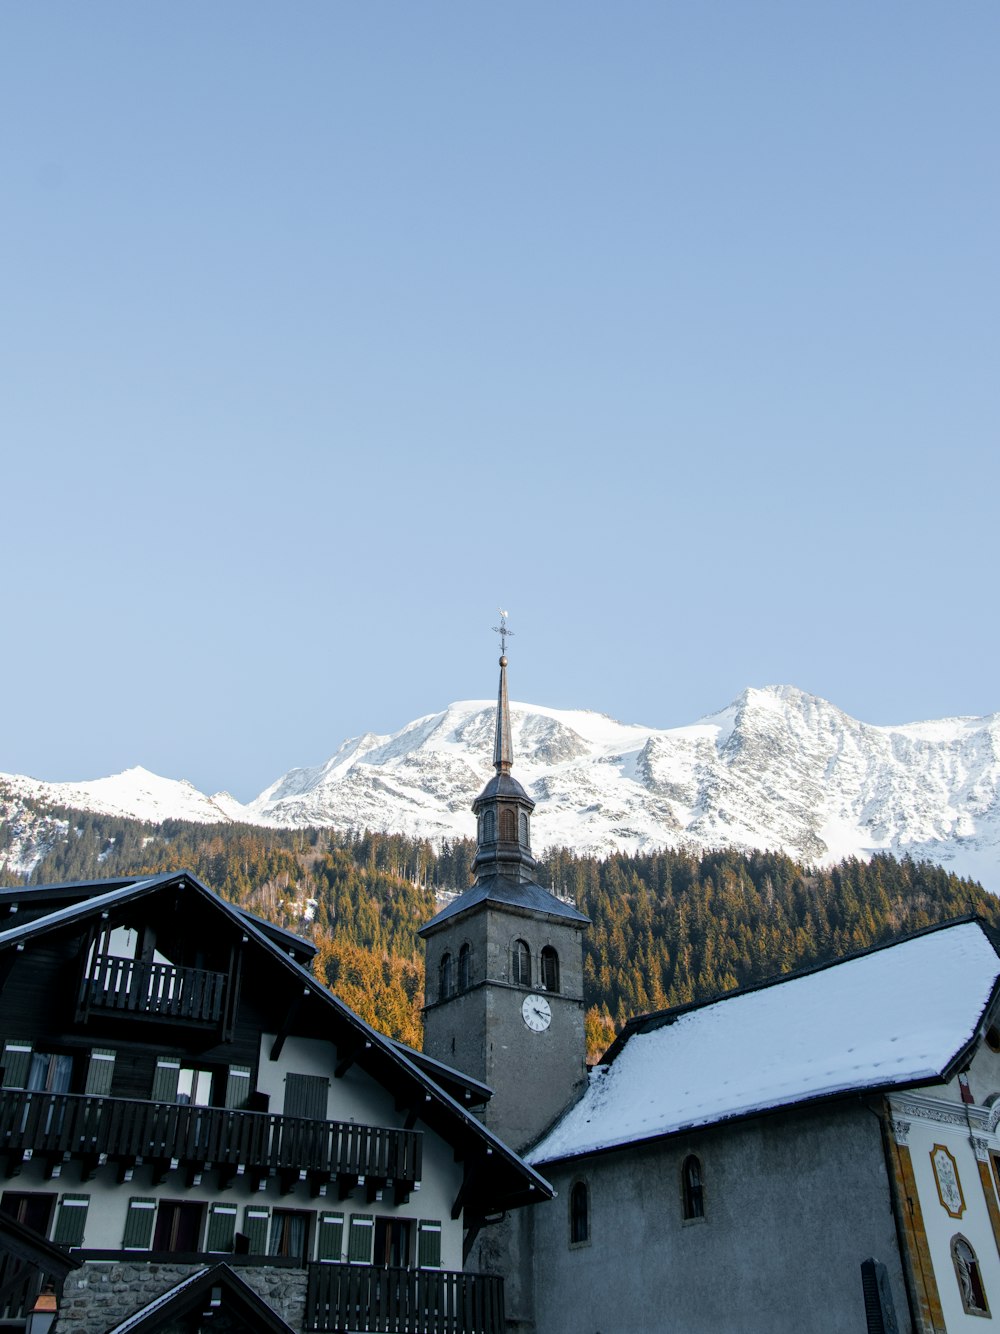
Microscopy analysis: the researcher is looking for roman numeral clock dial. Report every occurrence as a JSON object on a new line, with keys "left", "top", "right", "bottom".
{"left": 522, "top": 993, "right": 552, "bottom": 1032}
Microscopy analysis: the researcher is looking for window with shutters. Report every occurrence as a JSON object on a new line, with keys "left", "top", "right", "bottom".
{"left": 205, "top": 1202, "right": 238, "bottom": 1253}
{"left": 458, "top": 943, "right": 471, "bottom": 992}
{"left": 177, "top": 1067, "right": 213, "bottom": 1107}
{"left": 269, "top": 1209, "right": 312, "bottom": 1263}
{"left": 512, "top": 939, "right": 531, "bottom": 987}
{"left": 0, "top": 1192, "right": 56, "bottom": 1237}
{"left": 541, "top": 946, "right": 560, "bottom": 994}
{"left": 952, "top": 1234, "right": 990, "bottom": 1316}
{"left": 348, "top": 1214, "right": 375, "bottom": 1264}
{"left": 284, "top": 1073, "right": 329, "bottom": 1121}
{"left": 682, "top": 1156, "right": 705, "bottom": 1221}
{"left": 317, "top": 1211, "right": 345, "bottom": 1264}
{"left": 242, "top": 1205, "right": 271, "bottom": 1255}
{"left": 52, "top": 1194, "right": 90, "bottom": 1247}
{"left": 123, "top": 1197, "right": 157, "bottom": 1251}
{"left": 27, "top": 1051, "right": 73, "bottom": 1094}
{"left": 153, "top": 1200, "right": 203, "bottom": 1253}
{"left": 417, "top": 1219, "right": 442, "bottom": 1269}
{"left": 569, "top": 1181, "right": 589, "bottom": 1246}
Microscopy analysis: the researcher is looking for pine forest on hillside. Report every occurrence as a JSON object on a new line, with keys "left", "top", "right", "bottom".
{"left": 2, "top": 790, "right": 996, "bottom": 1061}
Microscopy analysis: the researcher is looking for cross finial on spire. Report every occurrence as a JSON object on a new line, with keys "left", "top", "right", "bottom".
{"left": 492, "top": 608, "right": 514, "bottom": 660}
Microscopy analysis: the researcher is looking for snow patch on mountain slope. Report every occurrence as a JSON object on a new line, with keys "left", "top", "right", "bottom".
{"left": 0, "top": 766, "right": 252, "bottom": 827}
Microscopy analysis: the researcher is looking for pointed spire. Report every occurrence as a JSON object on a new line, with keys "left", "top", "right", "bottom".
{"left": 494, "top": 654, "right": 513, "bottom": 773}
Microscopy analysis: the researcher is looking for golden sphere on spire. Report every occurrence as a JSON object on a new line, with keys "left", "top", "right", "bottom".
{"left": 499, "top": 656, "right": 508, "bottom": 667}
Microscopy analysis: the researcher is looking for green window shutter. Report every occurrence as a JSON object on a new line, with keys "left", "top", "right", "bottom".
{"left": 348, "top": 1214, "right": 374, "bottom": 1264}
{"left": 243, "top": 1205, "right": 270, "bottom": 1255}
{"left": 2, "top": 1040, "right": 33, "bottom": 1089}
{"left": 151, "top": 1057, "right": 180, "bottom": 1103}
{"left": 284, "top": 1073, "right": 329, "bottom": 1120}
{"left": 52, "top": 1194, "right": 90, "bottom": 1247}
{"left": 224, "top": 1065, "right": 252, "bottom": 1110}
{"left": 122, "top": 1197, "right": 156, "bottom": 1250}
{"left": 417, "top": 1220, "right": 442, "bottom": 1269}
{"left": 84, "top": 1049, "right": 116, "bottom": 1096}
{"left": 206, "top": 1202, "right": 238, "bottom": 1253}
{"left": 317, "top": 1212, "right": 345, "bottom": 1263}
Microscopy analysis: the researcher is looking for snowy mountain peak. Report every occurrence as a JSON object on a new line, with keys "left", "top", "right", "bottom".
{"left": 3, "top": 685, "right": 1000, "bottom": 886}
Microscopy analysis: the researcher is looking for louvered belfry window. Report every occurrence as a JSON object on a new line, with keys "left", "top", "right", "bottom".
{"left": 512, "top": 940, "right": 531, "bottom": 987}
{"left": 541, "top": 946, "right": 559, "bottom": 993}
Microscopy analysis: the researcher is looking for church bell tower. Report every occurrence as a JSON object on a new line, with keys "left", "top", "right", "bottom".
{"left": 420, "top": 620, "right": 589, "bottom": 1154}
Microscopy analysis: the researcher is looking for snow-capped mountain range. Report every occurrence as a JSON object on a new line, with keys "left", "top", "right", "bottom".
{"left": 3, "top": 685, "right": 1000, "bottom": 886}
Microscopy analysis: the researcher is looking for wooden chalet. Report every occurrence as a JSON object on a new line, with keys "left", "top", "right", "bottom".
{"left": 0, "top": 871, "right": 551, "bottom": 1331}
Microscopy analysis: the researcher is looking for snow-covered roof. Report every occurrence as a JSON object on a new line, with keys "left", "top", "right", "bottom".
{"left": 528, "top": 918, "right": 1000, "bottom": 1166}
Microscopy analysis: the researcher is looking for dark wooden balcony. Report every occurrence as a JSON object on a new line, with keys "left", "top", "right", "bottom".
{"left": 0, "top": 1090, "right": 422, "bottom": 1195}
{"left": 77, "top": 953, "right": 228, "bottom": 1026}
{"left": 305, "top": 1263, "right": 505, "bottom": 1334}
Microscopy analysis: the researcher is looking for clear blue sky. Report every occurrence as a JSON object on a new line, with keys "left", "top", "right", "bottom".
{"left": 2, "top": 4, "right": 997, "bottom": 801}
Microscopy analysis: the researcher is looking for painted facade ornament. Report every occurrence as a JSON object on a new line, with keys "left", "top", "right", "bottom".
{"left": 930, "top": 1144, "right": 966, "bottom": 1219}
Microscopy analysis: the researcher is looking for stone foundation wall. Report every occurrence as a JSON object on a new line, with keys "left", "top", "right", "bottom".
{"left": 59, "top": 1260, "right": 308, "bottom": 1333}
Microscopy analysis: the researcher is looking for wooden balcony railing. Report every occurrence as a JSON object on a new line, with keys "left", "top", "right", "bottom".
{"left": 305, "top": 1264, "right": 505, "bottom": 1334}
{"left": 78, "top": 953, "right": 228, "bottom": 1025}
{"left": 0, "top": 1090, "right": 422, "bottom": 1191}
{"left": 0, "top": 1246, "right": 41, "bottom": 1322}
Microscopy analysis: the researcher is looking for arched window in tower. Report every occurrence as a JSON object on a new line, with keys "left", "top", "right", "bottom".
{"left": 570, "top": 1180, "right": 589, "bottom": 1245}
{"left": 512, "top": 939, "right": 531, "bottom": 987}
{"left": 500, "top": 809, "right": 516, "bottom": 841}
{"left": 439, "top": 953, "right": 453, "bottom": 1002}
{"left": 952, "top": 1235, "right": 990, "bottom": 1315}
{"left": 458, "top": 943, "right": 471, "bottom": 992}
{"left": 541, "top": 946, "right": 560, "bottom": 994}
{"left": 519, "top": 811, "right": 529, "bottom": 845}
{"left": 682, "top": 1155, "right": 705, "bottom": 1220}
{"left": 483, "top": 810, "right": 495, "bottom": 843}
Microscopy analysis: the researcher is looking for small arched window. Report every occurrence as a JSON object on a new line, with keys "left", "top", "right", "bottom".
{"left": 458, "top": 943, "right": 471, "bottom": 992}
{"left": 541, "top": 946, "right": 560, "bottom": 994}
{"left": 953, "top": 1235, "right": 990, "bottom": 1315}
{"left": 483, "top": 810, "right": 495, "bottom": 843}
{"left": 500, "top": 809, "right": 517, "bottom": 841}
{"left": 519, "top": 811, "right": 529, "bottom": 845}
{"left": 570, "top": 1180, "right": 589, "bottom": 1245}
{"left": 682, "top": 1155, "right": 704, "bottom": 1220}
{"left": 512, "top": 939, "right": 531, "bottom": 987}
{"left": 439, "top": 953, "right": 453, "bottom": 1002}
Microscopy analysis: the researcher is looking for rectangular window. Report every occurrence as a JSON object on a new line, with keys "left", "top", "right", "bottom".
{"left": 284, "top": 1073, "right": 329, "bottom": 1121}
{"left": 176, "top": 1067, "right": 213, "bottom": 1107}
{"left": 152, "top": 1200, "right": 203, "bottom": 1253}
{"left": 317, "top": 1212, "right": 345, "bottom": 1264}
{"left": 417, "top": 1220, "right": 442, "bottom": 1269}
{"left": 0, "top": 1192, "right": 56, "bottom": 1236}
{"left": 374, "top": 1217, "right": 412, "bottom": 1268}
{"left": 52, "top": 1194, "right": 90, "bottom": 1247}
{"left": 269, "top": 1209, "right": 312, "bottom": 1263}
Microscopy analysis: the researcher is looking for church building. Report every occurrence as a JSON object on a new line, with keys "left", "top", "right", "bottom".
{"left": 421, "top": 644, "right": 1000, "bottom": 1334}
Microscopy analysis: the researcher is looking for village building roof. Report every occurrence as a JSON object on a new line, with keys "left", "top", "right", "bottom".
{"left": 528, "top": 916, "right": 1000, "bottom": 1167}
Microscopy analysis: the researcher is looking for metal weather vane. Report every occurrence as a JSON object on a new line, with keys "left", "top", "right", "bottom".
{"left": 492, "top": 608, "right": 514, "bottom": 657}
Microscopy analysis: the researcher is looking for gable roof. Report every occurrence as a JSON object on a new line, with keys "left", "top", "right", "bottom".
{"left": 528, "top": 916, "right": 1000, "bottom": 1167}
{"left": 420, "top": 873, "right": 590, "bottom": 935}
{"left": 105, "top": 1262, "right": 295, "bottom": 1333}
{"left": 0, "top": 870, "right": 552, "bottom": 1214}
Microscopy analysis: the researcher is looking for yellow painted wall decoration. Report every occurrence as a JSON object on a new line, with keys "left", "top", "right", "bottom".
{"left": 931, "top": 1144, "right": 966, "bottom": 1219}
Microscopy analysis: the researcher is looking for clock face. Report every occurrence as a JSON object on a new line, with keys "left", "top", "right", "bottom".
{"left": 521, "top": 993, "right": 552, "bottom": 1032}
